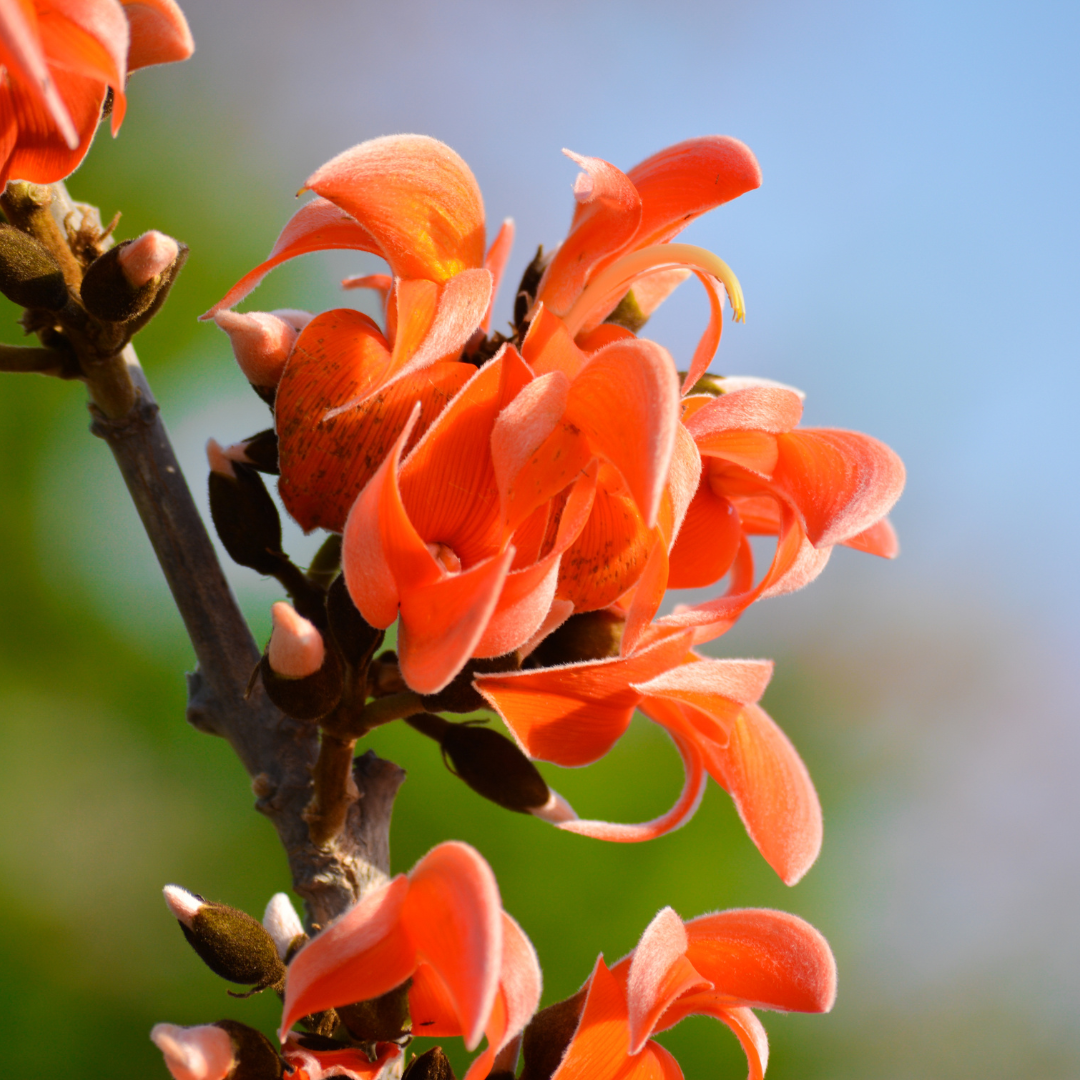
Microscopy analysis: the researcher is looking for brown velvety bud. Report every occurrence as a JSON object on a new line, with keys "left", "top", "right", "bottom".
{"left": 164, "top": 885, "right": 286, "bottom": 993}
{"left": 420, "top": 653, "right": 521, "bottom": 714}
{"left": 207, "top": 442, "right": 284, "bottom": 576}
{"left": 326, "top": 573, "right": 383, "bottom": 669}
{"left": 233, "top": 429, "right": 279, "bottom": 475}
{"left": 518, "top": 987, "right": 588, "bottom": 1080}
{"left": 259, "top": 647, "right": 342, "bottom": 723}
{"left": 213, "top": 1020, "right": 285, "bottom": 1080}
{"left": 80, "top": 234, "right": 184, "bottom": 323}
{"left": 0, "top": 223, "right": 68, "bottom": 310}
{"left": 336, "top": 981, "right": 412, "bottom": 1043}
{"left": 403, "top": 1047, "right": 457, "bottom": 1080}
{"left": 526, "top": 610, "right": 625, "bottom": 669}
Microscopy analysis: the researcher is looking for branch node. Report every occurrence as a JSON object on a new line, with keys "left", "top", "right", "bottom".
{"left": 88, "top": 390, "right": 159, "bottom": 440}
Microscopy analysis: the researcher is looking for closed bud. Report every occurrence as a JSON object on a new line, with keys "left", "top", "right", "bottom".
{"left": 81, "top": 232, "right": 185, "bottom": 322}
{"left": 326, "top": 573, "right": 383, "bottom": 669}
{"left": 407, "top": 714, "right": 551, "bottom": 814}
{"left": 518, "top": 988, "right": 588, "bottom": 1080}
{"left": 213, "top": 308, "right": 311, "bottom": 396}
{"left": 403, "top": 1047, "right": 457, "bottom": 1080}
{"left": 213, "top": 1020, "right": 286, "bottom": 1080}
{"left": 0, "top": 223, "right": 68, "bottom": 310}
{"left": 526, "top": 609, "right": 624, "bottom": 669}
{"left": 207, "top": 440, "right": 284, "bottom": 576}
{"left": 163, "top": 885, "right": 286, "bottom": 993}
{"left": 260, "top": 602, "right": 343, "bottom": 721}
{"left": 336, "top": 981, "right": 412, "bottom": 1043}
{"left": 229, "top": 429, "right": 279, "bottom": 474}
{"left": 262, "top": 892, "right": 306, "bottom": 962}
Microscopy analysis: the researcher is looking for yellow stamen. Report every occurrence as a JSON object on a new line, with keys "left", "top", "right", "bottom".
{"left": 562, "top": 243, "right": 746, "bottom": 339}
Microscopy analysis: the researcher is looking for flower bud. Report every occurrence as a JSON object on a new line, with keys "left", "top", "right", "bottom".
{"left": 335, "top": 981, "right": 412, "bottom": 1043}
{"left": 326, "top": 573, "right": 383, "bottom": 669}
{"left": 219, "top": 429, "right": 278, "bottom": 475}
{"left": 213, "top": 308, "right": 311, "bottom": 397}
{"left": 407, "top": 714, "right": 553, "bottom": 815}
{"left": 518, "top": 988, "right": 588, "bottom": 1080}
{"left": 0, "top": 223, "right": 68, "bottom": 310}
{"left": 420, "top": 653, "right": 521, "bottom": 714}
{"left": 80, "top": 232, "right": 185, "bottom": 322}
{"left": 151, "top": 1023, "right": 235, "bottom": 1080}
{"left": 259, "top": 602, "right": 343, "bottom": 722}
{"left": 403, "top": 1047, "right": 457, "bottom": 1080}
{"left": 213, "top": 1020, "right": 286, "bottom": 1080}
{"left": 206, "top": 440, "right": 285, "bottom": 576}
{"left": 526, "top": 609, "right": 624, "bottom": 669}
{"left": 163, "top": 885, "right": 286, "bottom": 993}
{"left": 262, "top": 892, "right": 306, "bottom": 962}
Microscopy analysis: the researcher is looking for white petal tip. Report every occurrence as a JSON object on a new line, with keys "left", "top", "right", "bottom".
{"left": 162, "top": 884, "right": 203, "bottom": 928}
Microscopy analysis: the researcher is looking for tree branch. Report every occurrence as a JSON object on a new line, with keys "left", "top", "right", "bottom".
{"left": 43, "top": 182, "right": 399, "bottom": 928}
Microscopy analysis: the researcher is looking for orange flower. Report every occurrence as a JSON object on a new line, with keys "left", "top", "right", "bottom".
{"left": 280, "top": 841, "right": 542, "bottom": 1080}
{"left": 205, "top": 134, "right": 507, "bottom": 532}
{"left": 549, "top": 905, "right": 836, "bottom": 1080}
{"left": 661, "top": 378, "right": 906, "bottom": 642}
{"left": 0, "top": 0, "right": 193, "bottom": 185}
{"left": 476, "top": 625, "right": 822, "bottom": 885}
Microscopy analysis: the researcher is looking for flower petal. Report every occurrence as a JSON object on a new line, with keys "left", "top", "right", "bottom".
{"left": 401, "top": 842, "right": 504, "bottom": 1051}
{"left": 686, "top": 386, "right": 804, "bottom": 440}
{"left": 701, "top": 703, "right": 822, "bottom": 886}
{"left": 683, "top": 908, "right": 837, "bottom": 1013}
{"left": 634, "top": 658, "right": 773, "bottom": 720}
{"left": 771, "top": 429, "right": 906, "bottom": 547}
{"left": 482, "top": 217, "right": 515, "bottom": 333}
{"left": 476, "top": 630, "right": 693, "bottom": 766}
{"left": 521, "top": 302, "right": 588, "bottom": 380}
{"left": 626, "top": 908, "right": 711, "bottom": 1053}
{"left": 565, "top": 337, "right": 681, "bottom": 529}
{"left": 538, "top": 150, "right": 642, "bottom": 317}
{"left": 550, "top": 957, "right": 631, "bottom": 1080}
{"left": 121, "top": 0, "right": 194, "bottom": 70}
{"left": 667, "top": 482, "right": 742, "bottom": 590}
{"left": 279, "top": 875, "right": 414, "bottom": 1039}
{"left": 205, "top": 197, "right": 380, "bottom": 317}
{"left": 841, "top": 515, "right": 899, "bottom": 558}
{"left": 654, "top": 1000, "right": 768, "bottom": 1080}
{"left": 304, "top": 134, "right": 485, "bottom": 282}
{"left": 556, "top": 728, "right": 707, "bottom": 842}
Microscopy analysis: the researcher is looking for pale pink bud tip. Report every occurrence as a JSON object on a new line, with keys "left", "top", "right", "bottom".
{"left": 163, "top": 884, "right": 204, "bottom": 928}
{"left": 205, "top": 438, "right": 236, "bottom": 478}
{"left": 151, "top": 1023, "right": 234, "bottom": 1080}
{"left": 263, "top": 892, "right": 304, "bottom": 959}
{"left": 118, "top": 231, "right": 180, "bottom": 288}
{"left": 529, "top": 788, "right": 578, "bottom": 824}
{"left": 213, "top": 309, "right": 310, "bottom": 388}
{"left": 268, "top": 602, "right": 325, "bottom": 679}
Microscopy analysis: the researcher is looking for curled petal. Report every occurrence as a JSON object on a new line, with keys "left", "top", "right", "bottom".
{"left": 495, "top": 912, "right": 544, "bottom": 1058}
{"left": 121, "top": 0, "right": 194, "bottom": 70}
{"left": 842, "top": 515, "right": 899, "bottom": 558}
{"left": 538, "top": 150, "right": 642, "bottom": 317}
{"left": 205, "top": 198, "right": 380, "bottom": 317}
{"left": 520, "top": 302, "right": 588, "bottom": 380}
{"left": 667, "top": 482, "right": 742, "bottom": 590}
{"left": 402, "top": 842, "right": 504, "bottom": 1051}
{"left": 683, "top": 908, "right": 837, "bottom": 1013}
{"left": 626, "top": 136, "right": 762, "bottom": 251}
{"left": 305, "top": 134, "right": 486, "bottom": 281}
{"left": 634, "top": 658, "right": 773, "bottom": 719}
{"left": 654, "top": 1000, "right": 768, "bottom": 1080}
{"left": 482, "top": 217, "right": 515, "bottom": 332}
{"left": 771, "top": 429, "right": 906, "bottom": 547}
{"left": 150, "top": 1023, "right": 233, "bottom": 1080}
{"left": 701, "top": 703, "right": 823, "bottom": 886}
{"left": 626, "top": 908, "right": 711, "bottom": 1053}
{"left": 686, "top": 386, "right": 804, "bottom": 439}
{"left": 557, "top": 728, "right": 707, "bottom": 843}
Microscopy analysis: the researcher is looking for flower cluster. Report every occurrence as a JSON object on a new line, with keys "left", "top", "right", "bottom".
{"left": 151, "top": 131, "right": 902, "bottom": 1080}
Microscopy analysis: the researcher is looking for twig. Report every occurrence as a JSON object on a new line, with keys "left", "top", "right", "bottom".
{"left": 43, "top": 182, "right": 400, "bottom": 927}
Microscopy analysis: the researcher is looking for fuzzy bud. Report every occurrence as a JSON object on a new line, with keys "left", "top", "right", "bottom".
{"left": 268, "top": 602, "right": 324, "bottom": 678}
{"left": 81, "top": 232, "right": 185, "bottom": 322}
{"left": 163, "top": 885, "right": 286, "bottom": 992}
{"left": 526, "top": 610, "right": 625, "bottom": 669}
{"left": 118, "top": 230, "right": 180, "bottom": 288}
{"left": 206, "top": 440, "right": 285, "bottom": 576}
{"left": 403, "top": 1047, "right": 457, "bottom": 1080}
{"left": 213, "top": 308, "right": 311, "bottom": 394}
{"left": 0, "top": 223, "right": 68, "bottom": 310}
{"left": 259, "top": 603, "right": 343, "bottom": 722}
{"left": 151, "top": 1023, "right": 235, "bottom": 1080}
{"left": 326, "top": 573, "right": 383, "bottom": 669}
{"left": 407, "top": 714, "right": 552, "bottom": 814}
{"left": 262, "top": 892, "right": 306, "bottom": 961}
{"left": 226, "top": 429, "right": 279, "bottom": 475}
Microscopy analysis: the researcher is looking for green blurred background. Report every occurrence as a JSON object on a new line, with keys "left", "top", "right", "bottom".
{"left": 1, "top": 1, "right": 1078, "bottom": 1077}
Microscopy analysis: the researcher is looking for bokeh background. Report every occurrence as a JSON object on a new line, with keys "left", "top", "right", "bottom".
{"left": 1, "top": 0, "right": 1077, "bottom": 1076}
